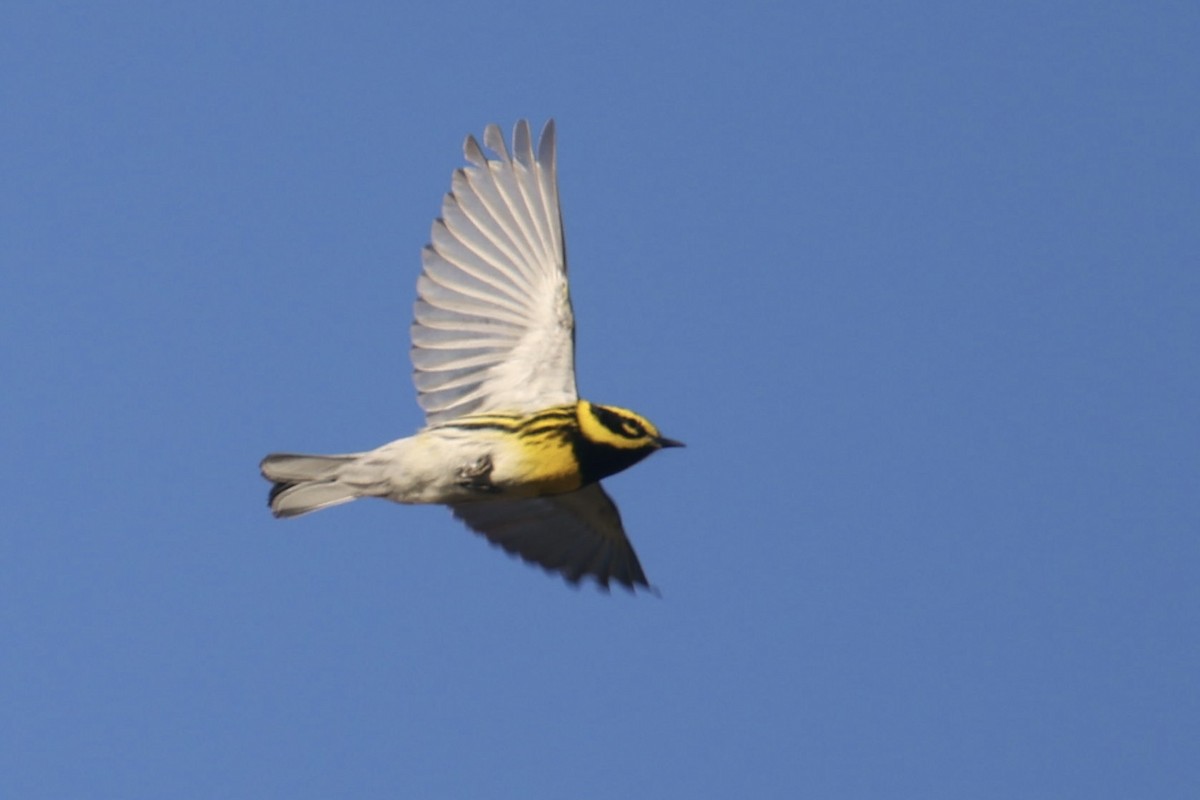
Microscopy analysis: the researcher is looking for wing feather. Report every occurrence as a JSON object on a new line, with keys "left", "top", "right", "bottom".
{"left": 450, "top": 484, "right": 650, "bottom": 591}
{"left": 412, "top": 120, "right": 577, "bottom": 424}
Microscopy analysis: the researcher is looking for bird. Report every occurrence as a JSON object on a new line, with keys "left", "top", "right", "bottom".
{"left": 260, "top": 119, "right": 681, "bottom": 591}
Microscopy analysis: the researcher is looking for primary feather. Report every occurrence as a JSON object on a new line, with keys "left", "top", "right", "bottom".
{"left": 412, "top": 119, "right": 577, "bottom": 425}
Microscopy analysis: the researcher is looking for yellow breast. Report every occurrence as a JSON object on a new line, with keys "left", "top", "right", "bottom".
{"left": 502, "top": 432, "right": 584, "bottom": 497}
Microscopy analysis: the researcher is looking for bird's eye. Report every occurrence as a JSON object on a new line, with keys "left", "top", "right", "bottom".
{"left": 622, "top": 420, "right": 645, "bottom": 438}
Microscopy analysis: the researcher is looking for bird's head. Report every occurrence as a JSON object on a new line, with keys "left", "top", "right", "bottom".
{"left": 576, "top": 400, "right": 684, "bottom": 457}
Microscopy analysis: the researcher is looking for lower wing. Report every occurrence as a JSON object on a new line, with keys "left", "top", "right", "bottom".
{"left": 450, "top": 483, "right": 651, "bottom": 591}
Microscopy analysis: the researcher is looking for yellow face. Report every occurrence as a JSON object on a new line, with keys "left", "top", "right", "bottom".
{"left": 576, "top": 401, "right": 682, "bottom": 451}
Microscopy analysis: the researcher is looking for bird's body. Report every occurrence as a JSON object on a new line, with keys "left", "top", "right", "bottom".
{"left": 261, "top": 120, "right": 679, "bottom": 590}
{"left": 265, "top": 401, "right": 668, "bottom": 510}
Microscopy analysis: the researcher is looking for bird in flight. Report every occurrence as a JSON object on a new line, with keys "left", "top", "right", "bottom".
{"left": 261, "top": 120, "right": 681, "bottom": 591}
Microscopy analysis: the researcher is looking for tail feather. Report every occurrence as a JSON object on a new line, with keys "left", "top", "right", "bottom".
{"left": 260, "top": 452, "right": 363, "bottom": 518}
{"left": 260, "top": 453, "right": 356, "bottom": 482}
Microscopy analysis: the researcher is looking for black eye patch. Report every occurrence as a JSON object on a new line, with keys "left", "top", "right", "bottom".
{"left": 593, "top": 405, "right": 644, "bottom": 439}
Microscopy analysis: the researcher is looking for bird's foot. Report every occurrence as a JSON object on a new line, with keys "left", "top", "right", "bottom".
{"left": 456, "top": 455, "right": 498, "bottom": 493}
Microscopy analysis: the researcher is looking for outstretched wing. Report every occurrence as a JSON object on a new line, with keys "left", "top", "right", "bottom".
{"left": 450, "top": 484, "right": 651, "bottom": 591}
{"left": 412, "top": 120, "right": 577, "bottom": 425}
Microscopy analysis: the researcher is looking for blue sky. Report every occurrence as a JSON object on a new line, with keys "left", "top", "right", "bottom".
{"left": 2, "top": 2, "right": 1197, "bottom": 797}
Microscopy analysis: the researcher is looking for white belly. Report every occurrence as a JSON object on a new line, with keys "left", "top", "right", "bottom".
{"left": 346, "top": 428, "right": 520, "bottom": 505}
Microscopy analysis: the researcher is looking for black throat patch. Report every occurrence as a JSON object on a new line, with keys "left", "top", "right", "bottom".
{"left": 571, "top": 430, "right": 654, "bottom": 485}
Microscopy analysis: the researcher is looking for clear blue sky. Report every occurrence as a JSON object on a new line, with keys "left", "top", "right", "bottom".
{"left": 3, "top": 3, "right": 1197, "bottom": 797}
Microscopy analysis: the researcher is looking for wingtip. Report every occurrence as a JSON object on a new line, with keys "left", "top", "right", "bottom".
{"left": 577, "top": 570, "right": 657, "bottom": 596}
{"left": 463, "top": 133, "right": 486, "bottom": 167}
{"left": 471, "top": 119, "right": 556, "bottom": 168}
{"left": 538, "top": 119, "right": 556, "bottom": 167}
{"left": 482, "top": 123, "right": 509, "bottom": 161}
{"left": 512, "top": 119, "right": 533, "bottom": 167}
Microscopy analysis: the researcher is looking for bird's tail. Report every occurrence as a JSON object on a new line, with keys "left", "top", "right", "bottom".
{"left": 260, "top": 452, "right": 365, "bottom": 518}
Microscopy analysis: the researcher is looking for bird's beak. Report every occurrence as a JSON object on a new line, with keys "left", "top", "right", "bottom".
{"left": 657, "top": 436, "right": 685, "bottom": 449}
